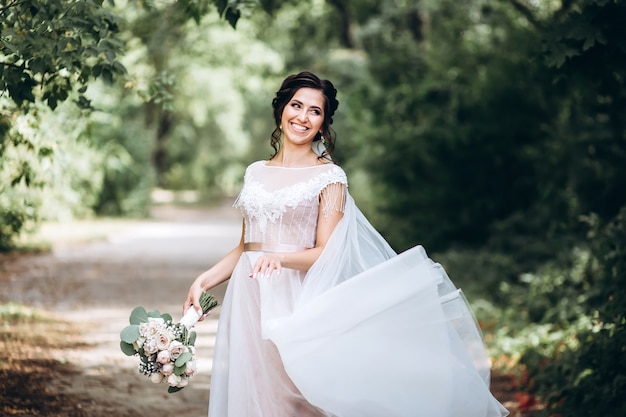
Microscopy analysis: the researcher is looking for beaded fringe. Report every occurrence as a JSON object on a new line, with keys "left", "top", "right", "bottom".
{"left": 320, "top": 182, "right": 347, "bottom": 221}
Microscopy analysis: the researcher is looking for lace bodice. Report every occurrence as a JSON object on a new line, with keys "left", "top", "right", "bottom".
{"left": 234, "top": 161, "right": 348, "bottom": 249}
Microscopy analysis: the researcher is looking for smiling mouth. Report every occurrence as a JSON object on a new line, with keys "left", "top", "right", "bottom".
{"left": 291, "top": 123, "right": 308, "bottom": 132}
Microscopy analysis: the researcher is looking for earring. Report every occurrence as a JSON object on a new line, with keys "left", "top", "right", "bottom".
{"left": 320, "top": 134, "right": 325, "bottom": 144}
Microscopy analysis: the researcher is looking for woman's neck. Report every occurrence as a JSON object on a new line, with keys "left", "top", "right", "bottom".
{"left": 270, "top": 147, "right": 321, "bottom": 168}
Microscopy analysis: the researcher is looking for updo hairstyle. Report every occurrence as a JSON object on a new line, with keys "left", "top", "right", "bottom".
{"left": 270, "top": 71, "right": 339, "bottom": 159}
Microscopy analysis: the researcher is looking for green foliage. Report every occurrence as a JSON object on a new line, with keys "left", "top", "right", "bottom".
{"left": 1, "top": 1, "right": 624, "bottom": 411}
{"left": 251, "top": 1, "right": 625, "bottom": 414}
{"left": 0, "top": 0, "right": 126, "bottom": 109}
{"left": 120, "top": 324, "right": 140, "bottom": 344}
{"left": 0, "top": 0, "right": 265, "bottom": 249}
{"left": 0, "top": 302, "right": 41, "bottom": 320}
{"left": 0, "top": 100, "right": 104, "bottom": 250}
{"left": 515, "top": 207, "right": 626, "bottom": 416}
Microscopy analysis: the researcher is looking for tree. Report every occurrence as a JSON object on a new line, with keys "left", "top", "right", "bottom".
{"left": 0, "top": 0, "right": 126, "bottom": 109}
{"left": 0, "top": 0, "right": 260, "bottom": 249}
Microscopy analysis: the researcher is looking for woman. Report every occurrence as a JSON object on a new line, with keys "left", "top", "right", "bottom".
{"left": 183, "top": 71, "right": 509, "bottom": 417}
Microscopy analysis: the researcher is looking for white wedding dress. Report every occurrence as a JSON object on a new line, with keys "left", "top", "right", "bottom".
{"left": 208, "top": 160, "right": 509, "bottom": 417}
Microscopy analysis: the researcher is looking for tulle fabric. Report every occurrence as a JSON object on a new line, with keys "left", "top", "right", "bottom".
{"left": 209, "top": 252, "right": 327, "bottom": 417}
{"left": 208, "top": 162, "right": 509, "bottom": 417}
{"left": 261, "top": 196, "right": 508, "bottom": 417}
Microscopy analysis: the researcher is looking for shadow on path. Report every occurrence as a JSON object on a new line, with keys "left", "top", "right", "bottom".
{"left": 1, "top": 202, "right": 241, "bottom": 417}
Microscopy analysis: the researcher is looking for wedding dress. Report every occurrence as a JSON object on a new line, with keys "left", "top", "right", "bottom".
{"left": 208, "top": 160, "right": 509, "bottom": 417}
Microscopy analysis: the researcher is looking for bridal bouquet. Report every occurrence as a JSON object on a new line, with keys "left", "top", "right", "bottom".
{"left": 119, "top": 292, "right": 218, "bottom": 393}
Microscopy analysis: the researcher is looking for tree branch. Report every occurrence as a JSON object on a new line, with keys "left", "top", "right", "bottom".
{"left": 554, "top": 0, "right": 576, "bottom": 21}
{"left": 506, "top": 0, "right": 542, "bottom": 28}
{"left": 326, "top": 0, "right": 355, "bottom": 49}
{"left": 0, "top": 0, "right": 29, "bottom": 15}
{"left": 0, "top": 61, "right": 24, "bottom": 71}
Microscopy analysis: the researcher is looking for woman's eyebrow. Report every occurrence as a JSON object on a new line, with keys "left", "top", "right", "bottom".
{"left": 291, "top": 99, "right": 322, "bottom": 111}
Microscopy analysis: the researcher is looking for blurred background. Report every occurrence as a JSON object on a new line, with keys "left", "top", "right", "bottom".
{"left": 1, "top": 0, "right": 624, "bottom": 416}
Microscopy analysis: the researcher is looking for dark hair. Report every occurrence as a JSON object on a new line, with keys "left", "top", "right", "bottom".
{"left": 270, "top": 71, "right": 339, "bottom": 159}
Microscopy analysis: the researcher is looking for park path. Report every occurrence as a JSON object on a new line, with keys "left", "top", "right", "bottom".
{"left": 1, "top": 201, "right": 521, "bottom": 416}
{"left": 1, "top": 202, "right": 242, "bottom": 417}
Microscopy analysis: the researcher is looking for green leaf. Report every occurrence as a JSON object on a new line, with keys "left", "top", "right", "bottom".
{"left": 174, "top": 365, "right": 186, "bottom": 376}
{"left": 174, "top": 351, "right": 192, "bottom": 367}
{"left": 168, "top": 385, "right": 184, "bottom": 394}
{"left": 38, "top": 147, "right": 54, "bottom": 157}
{"left": 75, "top": 95, "right": 92, "bottom": 110}
{"left": 120, "top": 340, "right": 137, "bottom": 356}
{"left": 120, "top": 324, "right": 140, "bottom": 344}
{"left": 147, "top": 309, "right": 162, "bottom": 318}
{"left": 161, "top": 313, "right": 173, "bottom": 323}
{"left": 224, "top": 7, "right": 241, "bottom": 28}
{"left": 129, "top": 306, "right": 148, "bottom": 324}
{"left": 188, "top": 331, "right": 197, "bottom": 346}
{"left": 259, "top": 0, "right": 278, "bottom": 15}
{"left": 215, "top": 0, "right": 227, "bottom": 15}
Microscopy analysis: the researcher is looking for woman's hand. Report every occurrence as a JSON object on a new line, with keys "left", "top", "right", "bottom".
{"left": 183, "top": 279, "right": 205, "bottom": 318}
{"left": 250, "top": 253, "right": 283, "bottom": 278}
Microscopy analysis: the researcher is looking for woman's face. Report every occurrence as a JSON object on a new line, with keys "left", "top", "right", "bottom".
{"left": 280, "top": 87, "right": 325, "bottom": 147}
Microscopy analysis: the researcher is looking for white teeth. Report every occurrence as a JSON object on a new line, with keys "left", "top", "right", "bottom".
{"left": 291, "top": 123, "right": 307, "bottom": 132}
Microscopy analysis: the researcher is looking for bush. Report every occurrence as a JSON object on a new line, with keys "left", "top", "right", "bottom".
{"left": 519, "top": 207, "right": 626, "bottom": 416}
{"left": 0, "top": 103, "right": 104, "bottom": 250}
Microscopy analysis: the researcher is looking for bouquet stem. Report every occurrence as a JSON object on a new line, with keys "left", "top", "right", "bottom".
{"left": 179, "top": 292, "right": 219, "bottom": 329}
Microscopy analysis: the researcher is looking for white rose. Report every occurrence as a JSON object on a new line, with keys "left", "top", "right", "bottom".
{"left": 169, "top": 341, "right": 187, "bottom": 359}
{"left": 148, "top": 317, "right": 165, "bottom": 326}
{"left": 167, "top": 374, "right": 182, "bottom": 387}
{"left": 156, "top": 331, "right": 172, "bottom": 351}
{"left": 161, "top": 363, "right": 175, "bottom": 376}
{"left": 140, "top": 317, "right": 165, "bottom": 338}
{"left": 156, "top": 350, "right": 171, "bottom": 364}
{"left": 150, "top": 372, "right": 164, "bottom": 383}
{"left": 184, "top": 359, "right": 197, "bottom": 376}
{"left": 176, "top": 377, "right": 189, "bottom": 388}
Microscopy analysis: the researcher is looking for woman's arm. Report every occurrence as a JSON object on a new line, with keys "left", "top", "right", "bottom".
{"left": 250, "top": 182, "right": 345, "bottom": 277}
{"left": 183, "top": 220, "right": 245, "bottom": 315}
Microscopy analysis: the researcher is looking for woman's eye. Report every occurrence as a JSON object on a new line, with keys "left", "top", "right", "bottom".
{"left": 310, "top": 109, "right": 321, "bottom": 116}
{"left": 291, "top": 103, "right": 301, "bottom": 109}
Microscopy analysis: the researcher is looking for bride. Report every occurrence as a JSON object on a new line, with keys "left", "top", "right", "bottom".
{"left": 183, "top": 71, "right": 509, "bottom": 417}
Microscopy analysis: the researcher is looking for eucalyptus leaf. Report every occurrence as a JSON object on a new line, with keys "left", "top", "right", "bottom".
{"left": 188, "top": 331, "right": 197, "bottom": 346}
{"left": 168, "top": 386, "right": 184, "bottom": 394}
{"left": 120, "top": 324, "right": 140, "bottom": 344}
{"left": 129, "top": 306, "right": 148, "bottom": 325}
{"left": 147, "top": 309, "right": 162, "bottom": 318}
{"left": 174, "top": 365, "right": 185, "bottom": 376}
{"left": 120, "top": 340, "right": 136, "bottom": 356}
{"left": 175, "top": 351, "right": 193, "bottom": 367}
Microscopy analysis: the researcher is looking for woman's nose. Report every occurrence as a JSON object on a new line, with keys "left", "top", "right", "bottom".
{"left": 297, "top": 109, "right": 308, "bottom": 122}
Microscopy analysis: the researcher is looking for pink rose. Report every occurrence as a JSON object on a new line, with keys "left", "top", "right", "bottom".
{"left": 169, "top": 341, "right": 187, "bottom": 359}
{"left": 157, "top": 350, "right": 171, "bottom": 364}
{"left": 161, "top": 363, "right": 175, "bottom": 376}
{"left": 156, "top": 331, "right": 172, "bottom": 351}
{"left": 184, "top": 359, "right": 197, "bottom": 376}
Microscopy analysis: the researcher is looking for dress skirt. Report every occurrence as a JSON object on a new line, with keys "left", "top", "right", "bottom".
{"left": 208, "top": 194, "right": 509, "bottom": 417}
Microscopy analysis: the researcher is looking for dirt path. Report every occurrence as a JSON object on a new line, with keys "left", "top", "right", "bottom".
{"left": 1, "top": 202, "right": 522, "bottom": 416}
{"left": 1, "top": 202, "right": 241, "bottom": 417}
